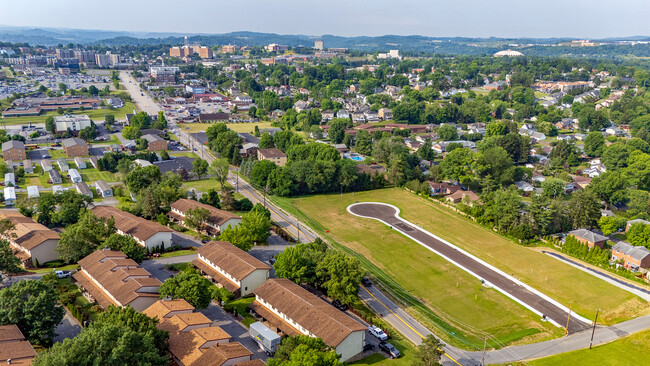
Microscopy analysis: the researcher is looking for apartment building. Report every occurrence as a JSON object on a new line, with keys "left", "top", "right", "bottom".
{"left": 92, "top": 206, "right": 173, "bottom": 249}
{"left": 1, "top": 140, "right": 26, "bottom": 161}
{"left": 62, "top": 138, "right": 89, "bottom": 157}
{"left": 0, "top": 210, "right": 60, "bottom": 267}
{"left": 612, "top": 242, "right": 650, "bottom": 272}
{"left": 150, "top": 66, "right": 179, "bottom": 83}
{"left": 193, "top": 241, "right": 270, "bottom": 298}
{"left": 251, "top": 278, "right": 366, "bottom": 361}
{"left": 143, "top": 134, "right": 168, "bottom": 151}
{"left": 73, "top": 250, "right": 162, "bottom": 311}
{"left": 256, "top": 148, "right": 287, "bottom": 166}
{"left": 169, "top": 199, "right": 241, "bottom": 235}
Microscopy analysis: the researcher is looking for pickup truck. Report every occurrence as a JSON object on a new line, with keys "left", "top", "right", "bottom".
{"left": 54, "top": 270, "right": 71, "bottom": 279}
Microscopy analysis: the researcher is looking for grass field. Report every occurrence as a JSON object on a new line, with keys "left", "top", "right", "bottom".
{"left": 179, "top": 121, "right": 274, "bottom": 134}
{"left": 79, "top": 168, "right": 120, "bottom": 183}
{"left": 0, "top": 102, "right": 135, "bottom": 125}
{"left": 523, "top": 329, "right": 650, "bottom": 366}
{"left": 182, "top": 178, "right": 224, "bottom": 192}
{"left": 89, "top": 134, "right": 120, "bottom": 145}
{"left": 273, "top": 188, "right": 649, "bottom": 347}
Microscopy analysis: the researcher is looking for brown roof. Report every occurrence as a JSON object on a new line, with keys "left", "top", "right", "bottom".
{"left": 171, "top": 199, "right": 241, "bottom": 228}
{"left": 192, "top": 258, "right": 241, "bottom": 293}
{"left": 234, "top": 360, "right": 266, "bottom": 366}
{"left": 0, "top": 210, "right": 60, "bottom": 251}
{"left": 192, "top": 342, "right": 253, "bottom": 366}
{"left": 0, "top": 325, "right": 36, "bottom": 364}
{"left": 143, "top": 299, "right": 194, "bottom": 320}
{"left": 196, "top": 241, "right": 270, "bottom": 282}
{"left": 447, "top": 190, "right": 480, "bottom": 202}
{"left": 253, "top": 278, "right": 366, "bottom": 347}
{"left": 74, "top": 250, "right": 161, "bottom": 308}
{"left": 258, "top": 148, "right": 286, "bottom": 159}
{"left": 92, "top": 206, "right": 172, "bottom": 242}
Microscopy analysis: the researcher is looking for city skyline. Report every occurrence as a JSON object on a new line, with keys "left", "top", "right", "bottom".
{"left": 2, "top": 0, "right": 650, "bottom": 39}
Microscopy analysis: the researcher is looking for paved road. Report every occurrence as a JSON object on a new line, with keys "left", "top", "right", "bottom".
{"left": 140, "top": 254, "right": 198, "bottom": 282}
{"left": 200, "top": 303, "right": 267, "bottom": 361}
{"left": 348, "top": 202, "right": 590, "bottom": 334}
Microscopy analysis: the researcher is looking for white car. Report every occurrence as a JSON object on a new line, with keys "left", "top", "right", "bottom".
{"left": 368, "top": 325, "right": 388, "bottom": 341}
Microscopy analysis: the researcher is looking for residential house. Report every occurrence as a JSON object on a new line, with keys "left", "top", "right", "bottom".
{"left": 532, "top": 172, "right": 546, "bottom": 183}
{"left": 294, "top": 100, "right": 311, "bottom": 112}
{"left": 377, "top": 108, "right": 392, "bottom": 120}
{"left": 92, "top": 206, "right": 173, "bottom": 250}
{"left": 62, "top": 138, "right": 89, "bottom": 157}
{"left": 52, "top": 185, "right": 65, "bottom": 195}
{"left": 27, "top": 185, "right": 39, "bottom": 198}
{"left": 611, "top": 242, "right": 650, "bottom": 272}
{"left": 568, "top": 229, "right": 608, "bottom": 249}
{"left": 0, "top": 210, "right": 60, "bottom": 267}
{"left": 515, "top": 181, "right": 535, "bottom": 194}
{"left": 23, "top": 160, "right": 33, "bottom": 174}
{"left": 143, "top": 134, "right": 168, "bottom": 152}
{"left": 40, "top": 159, "right": 53, "bottom": 172}
{"left": 57, "top": 158, "right": 70, "bottom": 172}
{"left": 3, "top": 187, "right": 15, "bottom": 206}
{"left": 251, "top": 278, "right": 366, "bottom": 361}
{"left": 193, "top": 241, "right": 271, "bottom": 298}
{"left": 4, "top": 173, "right": 15, "bottom": 187}
{"left": 49, "top": 169, "right": 62, "bottom": 184}
{"left": 257, "top": 148, "right": 287, "bottom": 166}
{"left": 336, "top": 109, "right": 350, "bottom": 119}
{"left": 75, "top": 182, "right": 93, "bottom": 198}
{"left": 95, "top": 180, "right": 113, "bottom": 197}
{"left": 626, "top": 219, "right": 650, "bottom": 232}
{"left": 0, "top": 324, "right": 37, "bottom": 365}
{"left": 74, "top": 156, "right": 87, "bottom": 169}
{"left": 445, "top": 190, "right": 480, "bottom": 205}
{"left": 73, "top": 249, "right": 162, "bottom": 312}
{"left": 89, "top": 156, "right": 99, "bottom": 169}
{"left": 169, "top": 199, "right": 242, "bottom": 235}
{"left": 321, "top": 110, "right": 335, "bottom": 122}
{"left": 2, "top": 140, "right": 26, "bottom": 161}
{"left": 198, "top": 113, "right": 230, "bottom": 123}
{"left": 427, "top": 181, "right": 460, "bottom": 196}
{"left": 68, "top": 168, "right": 82, "bottom": 183}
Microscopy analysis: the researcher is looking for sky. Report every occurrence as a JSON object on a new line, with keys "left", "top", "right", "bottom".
{"left": 1, "top": 0, "right": 650, "bottom": 39}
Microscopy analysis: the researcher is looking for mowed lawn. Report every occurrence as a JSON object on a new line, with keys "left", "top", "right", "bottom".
{"left": 179, "top": 121, "right": 273, "bottom": 134}
{"left": 0, "top": 102, "right": 135, "bottom": 125}
{"left": 283, "top": 189, "right": 649, "bottom": 341}
{"left": 282, "top": 190, "right": 563, "bottom": 347}
{"left": 525, "top": 329, "right": 650, "bottom": 366}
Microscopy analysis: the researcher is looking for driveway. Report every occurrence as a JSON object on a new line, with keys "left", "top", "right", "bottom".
{"left": 54, "top": 310, "right": 82, "bottom": 343}
{"left": 140, "top": 254, "right": 198, "bottom": 282}
{"left": 199, "top": 303, "right": 267, "bottom": 361}
{"left": 348, "top": 202, "right": 591, "bottom": 334}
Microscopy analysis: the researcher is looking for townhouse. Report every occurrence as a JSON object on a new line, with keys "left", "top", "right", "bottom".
{"left": 193, "top": 241, "right": 271, "bottom": 298}
{"left": 92, "top": 206, "right": 173, "bottom": 250}
{"left": 62, "top": 138, "right": 89, "bottom": 157}
{"left": 73, "top": 250, "right": 162, "bottom": 312}
{"left": 0, "top": 324, "right": 37, "bottom": 365}
{"left": 169, "top": 199, "right": 241, "bottom": 235}
{"left": 611, "top": 242, "right": 650, "bottom": 272}
{"left": 568, "top": 229, "right": 608, "bottom": 249}
{"left": 250, "top": 278, "right": 366, "bottom": 361}
{"left": 1, "top": 140, "right": 26, "bottom": 161}
{"left": 257, "top": 148, "right": 287, "bottom": 166}
{"left": 0, "top": 210, "right": 60, "bottom": 266}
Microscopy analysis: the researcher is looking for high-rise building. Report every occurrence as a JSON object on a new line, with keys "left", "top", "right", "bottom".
{"left": 55, "top": 49, "right": 73, "bottom": 59}
{"left": 314, "top": 40, "right": 324, "bottom": 50}
{"left": 150, "top": 66, "right": 179, "bottom": 83}
{"left": 221, "top": 45, "right": 238, "bottom": 53}
{"left": 169, "top": 46, "right": 193, "bottom": 58}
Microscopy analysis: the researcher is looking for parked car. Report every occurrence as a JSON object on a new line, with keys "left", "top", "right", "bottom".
{"left": 378, "top": 341, "right": 400, "bottom": 358}
{"left": 362, "top": 277, "right": 372, "bottom": 287}
{"left": 269, "top": 257, "right": 276, "bottom": 265}
{"left": 331, "top": 300, "right": 348, "bottom": 311}
{"left": 54, "top": 270, "right": 71, "bottom": 279}
{"left": 368, "top": 325, "right": 388, "bottom": 341}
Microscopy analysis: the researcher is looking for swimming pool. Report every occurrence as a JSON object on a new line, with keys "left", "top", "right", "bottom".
{"left": 348, "top": 156, "right": 364, "bottom": 161}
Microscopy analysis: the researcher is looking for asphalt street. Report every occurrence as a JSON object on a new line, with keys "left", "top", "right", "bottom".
{"left": 348, "top": 202, "right": 590, "bottom": 334}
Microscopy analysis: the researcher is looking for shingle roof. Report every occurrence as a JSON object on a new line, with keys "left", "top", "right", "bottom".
{"left": 0, "top": 210, "right": 60, "bottom": 250}
{"left": 92, "top": 206, "right": 172, "bottom": 242}
{"left": 258, "top": 148, "right": 287, "bottom": 159}
{"left": 62, "top": 138, "right": 86, "bottom": 148}
{"left": 196, "top": 241, "right": 270, "bottom": 282}
{"left": 0, "top": 325, "right": 36, "bottom": 364}
{"left": 143, "top": 298, "right": 194, "bottom": 320}
{"left": 1, "top": 140, "right": 24, "bottom": 152}
{"left": 192, "top": 342, "right": 252, "bottom": 366}
{"left": 73, "top": 250, "right": 161, "bottom": 308}
{"left": 252, "top": 278, "right": 366, "bottom": 347}
{"left": 171, "top": 199, "right": 241, "bottom": 228}
{"left": 569, "top": 229, "right": 607, "bottom": 243}
{"left": 612, "top": 242, "right": 650, "bottom": 261}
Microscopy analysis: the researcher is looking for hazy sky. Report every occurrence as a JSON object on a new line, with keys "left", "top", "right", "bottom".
{"left": 2, "top": 0, "right": 650, "bottom": 38}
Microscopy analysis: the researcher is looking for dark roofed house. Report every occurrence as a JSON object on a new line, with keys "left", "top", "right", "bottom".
{"left": 256, "top": 148, "right": 287, "bottom": 166}
{"left": 2, "top": 140, "right": 26, "bottom": 161}
{"left": 568, "top": 229, "right": 608, "bottom": 249}
{"left": 250, "top": 278, "right": 366, "bottom": 361}
{"left": 199, "top": 113, "right": 230, "bottom": 123}
{"left": 611, "top": 242, "right": 650, "bottom": 272}
{"left": 155, "top": 156, "right": 195, "bottom": 174}
{"left": 427, "top": 181, "right": 460, "bottom": 196}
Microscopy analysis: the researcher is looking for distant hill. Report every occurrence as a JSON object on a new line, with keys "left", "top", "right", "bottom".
{"left": 1, "top": 26, "right": 649, "bottom": 57}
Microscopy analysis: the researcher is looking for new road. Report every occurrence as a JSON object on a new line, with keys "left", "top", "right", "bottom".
{"left": 348, "top": 202, "right": 591, "bottom": 334}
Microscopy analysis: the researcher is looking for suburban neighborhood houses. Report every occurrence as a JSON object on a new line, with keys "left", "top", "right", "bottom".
{"left": 2, "top": 7, "right": 650, "bottom": 366}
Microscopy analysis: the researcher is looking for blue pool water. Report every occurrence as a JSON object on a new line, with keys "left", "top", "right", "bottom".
{"left": 349, "top": 156, "right": 364, "bottom": 161}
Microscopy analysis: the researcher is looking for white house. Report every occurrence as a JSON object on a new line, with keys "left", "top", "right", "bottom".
{"left": 0, "top": 210, "right": 60, "bottom": 266}
{"left": 27, "top": 186, "right": 40, "bottom": 198}
{"left": 3, "top": 187, "right": 15, "bottom": 206}
{"left": 92, "top": 206, "right": 173, "bottom": 250}
{"left": 68, "top": 169, "right": 82, "bottom": 183}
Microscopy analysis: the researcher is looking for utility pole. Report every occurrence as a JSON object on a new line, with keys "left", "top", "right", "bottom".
{"left": 479, "top": 338, "right": 487, "bottom": 365}
{"left": 565, "top": 301, "right": 573, "bottom": 335}
{"left": 236, "top": 173, "right": 239, "bottom": 193}
{"left": 297, "top": 218, "right": 300, "bottom": 243}
{"left": 589, "top": 309, "right": 600, "bottom": 349}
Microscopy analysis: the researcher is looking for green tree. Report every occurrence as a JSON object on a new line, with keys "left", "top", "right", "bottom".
{"left": 584, "top": 132, "right": 606, "bottom": 157}
{"left": 125, "top": 165, "right": 161, "bottom": 194}
{"left": 274, "top": 241, "right": 327, "bottom": 285}
{"left": 0, "top": 279, "right": 64, "bottom": 346}
{"left": 250, "top": 159, "right": 277, "bottom": 187}
{"left": 328, "top": 118, "right": 348, "bottom": 144}
{"left": 597, "top": 216, "right": 619, "bottom": 236}
{"left": 413, "top": 335, "right": 444, "bottom": 366}
{"left": 184, "top": 207, "right": 211, "bottom": 234}
{"left": 219, "top": 210, "right": 272, "bottom": 250}
{"left": 45, "top": 116, "right": 55, "bottom": 134}
{"left": 192, "top": 158, "right": 209, "bottom": 179}
{"left": 316, "top": 252, "right": 364, "bottom": 305}
{"left": 210, "top": 158, "right": 230, "bottom": 189}
{"left": 438, "top": 124, "right": 458, "bottom": 141}
{"left": 104, "top": 234, "right": 146, "bottom": 263}
{"left": 58, "top": 83, "right": 68, "bottom": 94}
{"left": 104, "top": 114, "right": 115, "bottom": 125}
{"left": 267, "top": 335, "right": 343, "bottom": 366}
{"left": 0, "top": 233, "right": 21, "bottom": 273}
{"left": 354, "top": 129, "right": 372, "bottom": 156}
{"left": 417, "top": 139, "right": 436, "bottom": 161}
{"left": 627, "top": 189, "right": 650, "bottom": 217}
{"left": 542, "top": 178, "right": 566, "bottom": 199}
{"left": 122, "top": 126, "right": 141, "bottom": 140}
{"left": 159, "top": 269, "right": 213, "bottom": 309}
{"left": 440, "top": 148, "right": 473, "bottom": 183}
{"left": 258, "top": 133, "right": 275, "bottom": 149}
{"left": 33, "top": 306, "right": 168, "bottom": 365}
{"left": 567, "top": 190, "right": 602, "bottom": 229}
